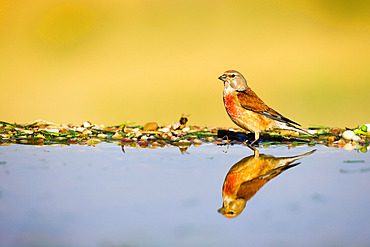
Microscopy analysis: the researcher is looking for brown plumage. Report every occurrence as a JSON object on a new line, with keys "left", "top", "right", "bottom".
{"left": 219, "top": 70, "right": 311, "bottom": 145}
{"left": 218, "top": 149, "right": 316, "bottom": 218}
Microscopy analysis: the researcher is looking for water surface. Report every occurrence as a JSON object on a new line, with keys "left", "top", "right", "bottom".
{"left": 0, "top": 143, "right": 369, "bottom": 247}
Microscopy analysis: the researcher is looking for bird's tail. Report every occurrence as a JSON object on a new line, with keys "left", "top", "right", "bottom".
{"left": 281, "top": 124, "right": 313, "bottom": 137}
{"left": 261, "top": 149, "right": 317, "bottom": 175}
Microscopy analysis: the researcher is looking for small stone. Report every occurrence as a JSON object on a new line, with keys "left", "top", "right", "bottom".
{"left": 157, "top": 140, "right": 166, "bottom": 147}
{"left": 206, "top": 137, "right": 214, "bottom": 142}
{"left": 139, "top": 140, "right": 149, "bottom": 148}
{"left": 143, "top": 122, "right": 158, "bottom": 131}
{"left": 112, "top": 132, "right": 123, "bottom": 139}
{"left": 97, "top": 134, "right": 108, "bottom": 139}
{"left": 190, "top": 126, "right": 204, "bottom": 132}
{"left": 44, "top": 128, "right": 59, "bottom": 133}
{"left": 337, "top": 139, "right": 346, "bottom": 148}
{"left": 151, "top": 142, "right": 159, "bottom": 148}
{"left": 76, "top": 127, "right": 85, "bottom": 132}
{"left": 68, "top": 138, "right": 78, "bottom": 143}
{"left": 162, "top": 132, "right": 172, "bottom": 139}
{"left": 343, "top": 143, "right": 354, "bottom": 150}
{"left": 177, "top": 140, "right": 191, "bottom": 146}
{"left": 182, "top": 127, "right": 190, "bottom": 133}
{"left": 327, "top": 136, "right": 338, "bottom": 142}
{"left": 133, "top": 128, "right": 142, "bottom": 138}
{"left": 140, "top": 135, "right": 148, "bottom": 140}
{"left": 80, "top": 129, "right": 92, "bottom": 137}
{"left": 121, "top": 137, "right": 134, "bottom": 144}
{"left": 159, "top": 127, "right": 170, "bottom": 133}
{"left": 35, "top": 134, "right": 45, "bottom": 139}
{"left": 329, "top": 127, "right": 341, "bottom": 135}
{"left": 171, "top": 121, "right": 180, "bottom": 130}
{"left": 193, "top": 139, "right": 202, "bottom": 145}
{"left": 83, "top": 121, "right": 92, "bottom": 128}
{"left": 352, "top": 135, "right": 361, "bottom": 143}
{"left": 307, "top": 129, "right": 318, "bottom": 135}
{"left": 92, "top": 125, "right": 103, "bottom": 130}
{"left": 342, "top": 130, "right": 355, "bottom": 141}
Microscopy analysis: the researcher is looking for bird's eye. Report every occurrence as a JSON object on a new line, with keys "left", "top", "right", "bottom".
{"left": 230, "top": 74, "right": 235, "bottom": 78}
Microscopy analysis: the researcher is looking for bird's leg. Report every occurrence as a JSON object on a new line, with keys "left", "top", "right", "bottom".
{"left": 246, "top": 132, "right": 260, "bottom": 157}
{"left": 222, "top": 135, "right": 230, "bottom": 153}
{"left": 253, "top": 148, "right": 259, "bottom": 158}
{"left": 246, "top": 144, "right": 259, "bottom": 158}
{"left": 241, "top": 132, "right": 260, "bottom": 157}
{"left": 249, "top": 132, "right": 260, "bottom": 146}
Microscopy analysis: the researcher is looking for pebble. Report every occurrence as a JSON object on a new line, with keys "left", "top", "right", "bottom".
{"left": 190, "top": 126, "right": 204, "bottom": 132}
{"left": 337, "top": 139, "right": 346, "bottom": 148}
{"left": 307, "top": 129, "right": 318, "bottom": 135}
{"left": 151, "top": 142, "right": 159, "bottom": 148}
{"left": 206, "top": 137, "right": 214, "bottom": 142}
{"left": 343, "top": 143, "right": 354, "bottom": 151}
{"left": 44, "top": 128, "right": 59, "bottom": 133}
{"left": 133, "top": 128, "right": 142, "bottom": 138}
{"left": 83, "top": 121, "right": 92, "bottom": 128}
{"left": 182, "top": 127, "right": 190, "bottom": 133}
{"left": 76, "top": 127, "right": 85, "bottom": 132}
{"left": 140, "top": 135, "right": 148, "bottom": 140}
{"left": 177, "top": 140, "right": 191, "bottom": 146}
{"left": 162, "top": 132, "right": 172, "bottom": 139}
{"left": 97, "top": 134, "right": 108, "bottom": 139}
{"left": 342, "top": 130, "right": 355, "bottom": 141}
{"left": 352, "top": 135, "right": 362, "bottom": 143}
{"left": 193, "top": 139, "right": 202, "bottom": 145}
{"left": 92, "top": 125, "right": 103, "bottom": 130}
{"left": 157, "top": 140, "right": 166, "bottom": 147}
{"left": 327, "top": 136, "right": 338, "bottom": 142}
{"left": 329, "top": 127, "right": 341, "bottom": 135}
{"left": 121, "top": 137, "right": 134, "bottom": 144}
{"left": 159, "top": 127, "right": 170, "bottom": 133}
{"left": 112, "top": 132, "right": 123, "bottom": 139}
{"left": 35, "top": 134, "right": 45, "bottom": 139}
{"left": 80, "top": 129, "right": 92, "bottom": 137}
{"left": 139, "top": 140, "right": 149, "bottom": 148}
{"left": 143, "top": 122, "right": 158, "bottom": 131}
{"left": 171, "top": 121, "right": 180, "bottom": 130}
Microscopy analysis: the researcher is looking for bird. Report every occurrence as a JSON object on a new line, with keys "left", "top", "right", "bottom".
{"left": 218, "top": 149, "right": 316, "bottom": 218}
{"left": 218, "top": 70, "right": 312, "bottom": 146}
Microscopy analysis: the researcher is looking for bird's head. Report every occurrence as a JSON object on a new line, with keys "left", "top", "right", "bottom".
{"left": 218, "top": 198, "right": 247, "bottom": 218}
{"left": 218, "top": 70, "right": 248, "bottom": 91}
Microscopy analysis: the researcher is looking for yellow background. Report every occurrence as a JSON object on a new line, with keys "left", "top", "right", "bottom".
{"left": 1, "top": 0, "right": 369, "bottom": 128}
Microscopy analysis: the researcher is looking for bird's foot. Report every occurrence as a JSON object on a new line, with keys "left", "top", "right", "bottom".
{"left": 245, "top": 144, "right": 259, "bottom": 158}
{"left": 242, "top": 139, "right": 259, "bottom": 158}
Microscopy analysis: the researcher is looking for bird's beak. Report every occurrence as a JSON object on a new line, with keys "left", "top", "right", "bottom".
{"left": 218, "top": 207, "right": 225, "bottom": 214}
{"left": 218, "top": 74, "right": 227, "bottom": 81}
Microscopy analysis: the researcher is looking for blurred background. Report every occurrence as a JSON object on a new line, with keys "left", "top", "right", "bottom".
{"left": 0, "top": 0, "right": 369, "bottom": 128}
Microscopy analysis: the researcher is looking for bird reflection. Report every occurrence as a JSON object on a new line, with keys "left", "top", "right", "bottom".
{"left": 218, "top": 149, "right": 316, "bottom": 218}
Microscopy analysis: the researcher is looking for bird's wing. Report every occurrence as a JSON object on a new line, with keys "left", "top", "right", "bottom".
{"left": 236, "top": 89, "right": 301, "bottom": 126}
